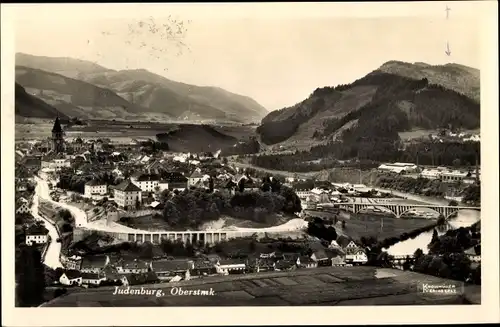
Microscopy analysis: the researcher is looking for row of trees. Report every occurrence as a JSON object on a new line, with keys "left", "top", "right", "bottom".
{"left": 161, "top": 184, "right": 302, "bottom": 229}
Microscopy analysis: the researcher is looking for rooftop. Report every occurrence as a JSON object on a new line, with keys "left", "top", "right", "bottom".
{"left": 114, "top": 179, "right": 142, "bottom": 192}
{"left": 41, "top": 266, "right": 480, "bottom": 306}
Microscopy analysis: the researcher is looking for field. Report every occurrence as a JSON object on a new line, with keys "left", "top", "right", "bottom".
{"left": 41, "top": 266, "right": 479, "bottom": 307}
{"left": 306, "top": 210, "right": 435, "bottom": 241}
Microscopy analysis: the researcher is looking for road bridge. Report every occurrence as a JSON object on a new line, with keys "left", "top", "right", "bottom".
{"left": 337, "top": 203, "right": 480, "bottom": 219}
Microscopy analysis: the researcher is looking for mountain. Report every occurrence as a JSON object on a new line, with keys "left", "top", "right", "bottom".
{"left": 15, "top": 66, "right": 146, "bottom": 120}
{"left": 15, "top": 53, "right": 268, "bottom": 123}
{"left": 15, "top": 83, "right": 67, "bottom": 119}
{"left": 257, "top": 61, "right": 480, "bottom": 150}
{"left": 16, "top": 52, "right": 112, "bottom": 80}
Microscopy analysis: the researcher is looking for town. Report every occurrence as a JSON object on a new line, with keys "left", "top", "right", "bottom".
{"left": 15, "top": 116, "right": 481, "bottom": 307}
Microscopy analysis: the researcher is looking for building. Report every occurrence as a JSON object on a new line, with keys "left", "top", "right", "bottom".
{"left": 298, "top": 256, "right": 318, "bottom": 269}
{"left": 162, "top": 172, "right": 188, "bottom": 190}
{"left": 378, "top": 162, "right": 418, "bottom": 174}
{"left": 116, "top": 259, "right": 149, "bottom": 274}
{"left": 440, "top": 170, "right": 469, "bottom": 183}
{"left": 131, "top": 172, "right": 161, "bottom": 192}
{"left": 51, "top": 116, "right": 66, "bottom": 153}
{"left": 188, "top": 171, "right": 204, "bottom": 188}
{"left": 16, "top": 201, "right": 31, "bottom": 215}
{"left": 81, "top": 273, "right": 107, "bottom": 286}
{"left": 63, "top": 255, "right": 82, "bottom": 270}
{"left": 59, "top": 270, "right": 82, "bottom": 286}
{"left": 113, "top": 179, "right": 142, "bottom": 209}
{"left": 80, "top": 255, "right": 110, "bottom": 273}
{"left": 84, "top": 180, "right": 108, "bottom": 198}
{"left": 41, "top": 153, "right": 71, "bottom": 170}
{"left": 151, "top": 259, "right": 191, "bottom": 280}
{"left": 420, "top": 168, "right": 443, "bottom": 180}
{"left": 25, "top": 224, "right": 49, "bottom": 246}
{"left": 215, "top": 259, "right": 246, "bottom": 275}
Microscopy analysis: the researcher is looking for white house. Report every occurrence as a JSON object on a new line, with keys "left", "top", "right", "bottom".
{"left": 188, "top": 171, "right": 204, "bottom": 188}
{"left": 130, "top": 172, "right": 160, "bottom": 192}
{"left": 420, "top": 168, "right": 443, "bottom": 180}
{"left": 113, "top": 179, "right": 142, "bottom": 209}
{"left": 441, "top": 170, "right": 469, "bottom": 183}
{"left": 81, "top": 272, "right": 107, "bottom": 286}
{"left": 84, "top": 180, "right": 108, "bottom": 198}
{"left": 59, "top": 270, "right": 83, "bottom": 286}
{"left": 215, "top": 259, "right": 246, "bottom": 274}
{"left": 346, "top": 249, "right": 368, "bottom": 265}
{"left": 25, "top": 224, "right": 49, "bottom": 246}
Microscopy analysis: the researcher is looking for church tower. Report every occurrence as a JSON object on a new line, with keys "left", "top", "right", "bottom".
{"left": 51, "top": 116, "right": 65, "bottom": 153}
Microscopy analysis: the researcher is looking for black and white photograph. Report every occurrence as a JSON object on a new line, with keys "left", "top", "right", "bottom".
{"left": 2, "top": 1, "right": 499, "bottom": 325}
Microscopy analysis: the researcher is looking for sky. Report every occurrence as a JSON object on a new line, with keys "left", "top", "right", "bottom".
{"left": 12, "top": 2, "right": 484, "bottom": 111}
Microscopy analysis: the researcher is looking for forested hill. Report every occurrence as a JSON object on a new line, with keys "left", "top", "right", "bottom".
{"left": 256, "top": 61, "right": 480, "bottom": 148}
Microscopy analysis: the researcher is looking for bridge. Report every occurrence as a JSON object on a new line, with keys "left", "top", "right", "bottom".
{"left": 337, "top": 202, "right": 480, "bottom": 219}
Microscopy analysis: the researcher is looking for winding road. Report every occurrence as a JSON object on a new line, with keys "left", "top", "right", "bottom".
{"left": 31, "top": 180, "right": 62, "bottom": 269}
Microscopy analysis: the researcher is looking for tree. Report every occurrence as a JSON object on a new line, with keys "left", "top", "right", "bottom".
{"left": 341, "top": 220, "right": 346, "bottom": 229}
{"left": 413, "top": 248, "right": 424, "bottom": 260}
{"left": 135, "top": 198, "right": 141, "bottom": 210}
{"left": 208, "top": 177, "right": 214, "bottom": 193}
{"left": 448, "top": 200, "right": 459, "bottom": 206}
{"left": 452, "top": 158, "right": 462, "bottom": 167}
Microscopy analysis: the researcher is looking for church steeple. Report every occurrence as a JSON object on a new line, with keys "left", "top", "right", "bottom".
{"left": 52, "top": 116, "right": 63, "bottom": 133}
{"left": 51, "top": 116, "right": 65, "bottom": 153}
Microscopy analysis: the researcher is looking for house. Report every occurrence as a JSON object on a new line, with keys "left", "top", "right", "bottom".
{"left": 63, "top": 255, "right": 82, "bottom": 270}
{"left": 420, "top": 168, "right": 443, "bottom": 180}
{"left": 16, "top": 181, "right": 28, "bottom": 192}
{"left": 440, "top": 170, "right": 469, "bottom": 183}
{"left": 464, "top": 244, "right": 481, "bottom": 263}
{"left": 275, "top": 259, "right": 298, "bottom": 271}
{"left": 59, "top": 270, "right": 83, "bottom": 286}
{"left": 310, "top": 249, "right": 330, "bottom": 266}
{"left": 191, "top": 260, "right": 217, "bottom": 276}
{"left": 25, "top": 224, "right": 49, "bottom": 246}
{"left": 162, "top": 172, "right": 188, "bottom": 190}
{"left": 116, "top": 259, "right": 149, "bottom": 274}
{"left": 215, "top": 259, "right": 246, "bottom": 275}
{"left": 16, "top": 201, "right": 31, "bottom": 215}
{"left": 259, "top": 250, "right": 276, "bottom": 259}
{"left": 84, "top": 180, "right": 107, "bottom": 198}
{"left": 298, "top": 256, "right": 318, "bottom": 269}
{"left": 113, "top": 179, "right": 142, "bottom": 210}
{"left": 81, "top": 272, "right": 107, "bottom": 286}
{"left": 131, "top": 172, "right": 161, "bottom": 192}
{"left": 102, "top": 265, "right": 122, "bottom": 283}
{"left": 327, "top": 248, "right": 346, "bottom": 266}
{"left": 247, "top": 258, "right": 275, "bottom": 273}
{"left": 121, "top": 271, "right": 159, "bottom": 286}
{"left": 346, "top": 249, "right": 368, "bottom": 265}
{"left": 188, "top": 171, "right": 204, "bottom": 188}
{"left": 80, "top": 255, "right": 110, "bottom": 273}
{"left": 151, "top": 259, "right": 191, "bottom": 280}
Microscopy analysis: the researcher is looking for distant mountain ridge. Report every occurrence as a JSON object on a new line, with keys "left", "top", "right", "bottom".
{"left": 15, "top": 53, "right": 268, "bottom": 123}
{"left": 257, "top": 60, "right": 480, "bottom": 149}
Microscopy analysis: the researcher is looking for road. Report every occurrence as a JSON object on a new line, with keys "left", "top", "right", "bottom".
{"left": 35, "top": 176, "right": 88, "bottom": 228}
{"left": 31, "top": 181, "right": 62, "bottom": 269}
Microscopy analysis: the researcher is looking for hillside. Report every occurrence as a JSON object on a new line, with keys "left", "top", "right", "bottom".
{"left": 15, "top": 66, "right": 146, "bottom": 121}
{"left": 257, "top": 61, "right": 480, "bottom": 152}
{"left": 15, "top": 83, "right": 67, "bottom": 119}
{"left": 16, "top": 52, "right": 113, "bottom": 79}
{"left": 156, "top": 124, "right": 238, "bottom": 153}
{"left": 16, "top": 53, "right": 268, "bottom": 123}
